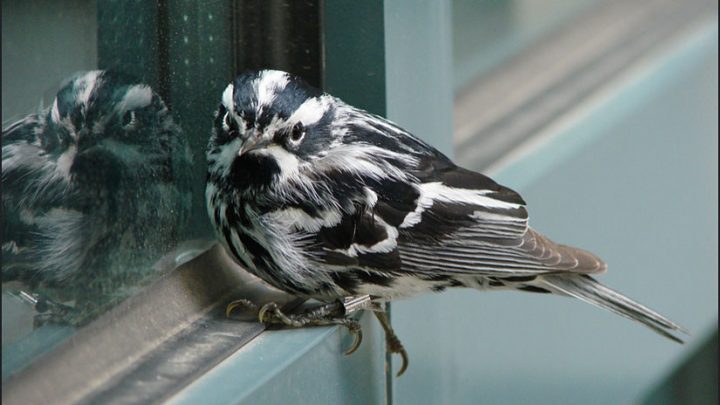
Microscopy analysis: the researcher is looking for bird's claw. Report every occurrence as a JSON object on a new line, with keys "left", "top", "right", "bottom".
{"left": 342, "top": 319, "right": 363, "bottom": 355}
{"left": 373, "top": 310, "right": 410, "bottom": 377}
{"left": 257, "top": 302, "right": 275, "bottom": 323}
{"left": 225, "top": 298, "right": 258, "bottom": 318}
{"left": 386, "top": 331, "right": 409, "bottom": 376}
{"left": 257, "top": 302, "right": 301, "bottom": 326}
{"left": 225, "top": 298, "right": 366, "bottom": 356}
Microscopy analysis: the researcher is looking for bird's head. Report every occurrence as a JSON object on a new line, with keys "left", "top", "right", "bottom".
{"left": 208, "top": 70, "right": 341, "bottom": 191}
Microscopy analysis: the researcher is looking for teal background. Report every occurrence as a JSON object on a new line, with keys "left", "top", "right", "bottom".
{"left": 393, "top": 21, "right": 718, "bottom": 405}
{"left": 452, "top": 0, "right": 597, "bottom": 92}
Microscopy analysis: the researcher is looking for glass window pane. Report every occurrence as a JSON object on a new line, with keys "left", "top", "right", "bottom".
{"left": 1, "top": 0, "right": 227, "bottom": 378}
{"left": 453, "top": 0, "right": 598, "bottom": 92}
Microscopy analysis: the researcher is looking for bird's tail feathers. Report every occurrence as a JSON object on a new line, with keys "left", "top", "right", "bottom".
{"left": 538, "top": 274, "right": 688, "bottom": 343}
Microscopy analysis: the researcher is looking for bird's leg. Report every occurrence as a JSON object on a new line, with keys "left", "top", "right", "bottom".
{"left": 373, "top": 309, "right": 410, "bottom": 377}
{"left": 226, "top": 296, "right": 375, "bottom": 355}
{"left": 225, "top": 298, "right": 348, "bottom": 322}
{"left": 226, "top": 296, "right": 409, "bottom": 374}
{"left": 14, "top": 290, "right": 77, "bottom": 328}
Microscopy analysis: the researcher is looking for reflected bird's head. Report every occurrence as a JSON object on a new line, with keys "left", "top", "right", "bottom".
{"left": 2, "top": 70, "right": 191, "bottom": 300}
{"left": 43, "top": 70, "right": 180, "bottom": 183}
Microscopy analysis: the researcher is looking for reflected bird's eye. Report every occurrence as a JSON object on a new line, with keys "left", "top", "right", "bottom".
{"left": 224, "top": 112, "right": 238, "bottom": 137}
{"left": 122, "top": 110, "right": 137, "bottom": 130}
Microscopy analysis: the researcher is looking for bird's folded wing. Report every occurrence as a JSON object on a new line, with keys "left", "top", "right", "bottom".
{"left": 398, "top": 228, "right": 606, "bottom": 276}
{"left": 389, "top": 163, "right": 606, "bottom": 276}
{"left": 295, "top": 161, "right": 604, "bottom": 277}
{"left": 301, "top": 204, "right": 403, "bottom": 272}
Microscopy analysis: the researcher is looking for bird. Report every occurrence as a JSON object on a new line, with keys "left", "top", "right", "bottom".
{"left": 2, "top": 70, "right": 193, "bottom": 325}
{"left": 207, "top": 69, "right": 687, "bottom": 376}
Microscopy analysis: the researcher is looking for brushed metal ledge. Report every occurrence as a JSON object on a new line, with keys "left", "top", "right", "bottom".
{"left": 2, "top": 244, "right": 295, "bottom": 405}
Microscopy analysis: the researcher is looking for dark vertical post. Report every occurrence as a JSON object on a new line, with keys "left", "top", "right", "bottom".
{"left": 234, "top": 0, "right": 322, "bottom": 88}
{"left": 97, "top": 0, "right": 162, "bottom": 89}
{"left": 164, "top": 0, "right": 235, "bottom": 238}
{"left": 322, "top": 0, "right": 386, "bottom": 115}
{"left": 97, "top": 0, "right": 237, "bottom": 239}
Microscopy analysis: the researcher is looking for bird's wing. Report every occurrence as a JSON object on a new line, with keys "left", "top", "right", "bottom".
{"left": 2, "top": 116, "right": 47, "bottom": 283}
{"left": 291, "top": 167, "right": 602, "bottom": 281}
{"left": 393, "top": 162, "right": 606, "bottom": 276}
{"left": 2, "top": 114, "right": 91, "bottom": 286}
{"left": 294, "top": 199, "right": 403, "bottom": 273}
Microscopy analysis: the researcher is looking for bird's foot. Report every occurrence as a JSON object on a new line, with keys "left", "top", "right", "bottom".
{"left": 226, "top": 298, "right": 364, "bottom": 355}
{"left": 373, "top": 310, "right": 410, "bottom": 377}
{"left": 225, "top": 297, "right": 409, "bottom": 374}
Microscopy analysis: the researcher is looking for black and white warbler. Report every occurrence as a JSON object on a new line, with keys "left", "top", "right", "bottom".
{"left": 207, "top": 69, "right": 686, "bottom": 375}
{"left": 2, "top": 70, "right": 192, "bottom": 325}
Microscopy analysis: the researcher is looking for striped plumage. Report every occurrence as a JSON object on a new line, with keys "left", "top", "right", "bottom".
{"left": 2, "top": 70, "right": 192, "bottom": 323}
{"left": 206, "top": 69, "right": 685, "bottom": 343}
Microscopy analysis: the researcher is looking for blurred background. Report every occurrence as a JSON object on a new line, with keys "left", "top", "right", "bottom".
{"left": 2, "top": 1, "right": 717, "bottom": 404}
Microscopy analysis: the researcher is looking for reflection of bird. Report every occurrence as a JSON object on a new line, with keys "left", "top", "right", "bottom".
{"left": 208, "top": 70, "right": 686, "bottom": 374}
{"left": 2, "top": 70, "right": 192, "bottom": 323}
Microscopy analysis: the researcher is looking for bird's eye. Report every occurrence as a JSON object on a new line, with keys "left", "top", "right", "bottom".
{"left": 290, "top": 122, "right": 305, "bottom": 142}
{"left": 122, "top": 110, "right": 137, "bottom": 130}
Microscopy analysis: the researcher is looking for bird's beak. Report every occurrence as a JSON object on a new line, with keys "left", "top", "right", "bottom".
{"left": 238, "top": 133, "right": 269, "bottom": 156}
